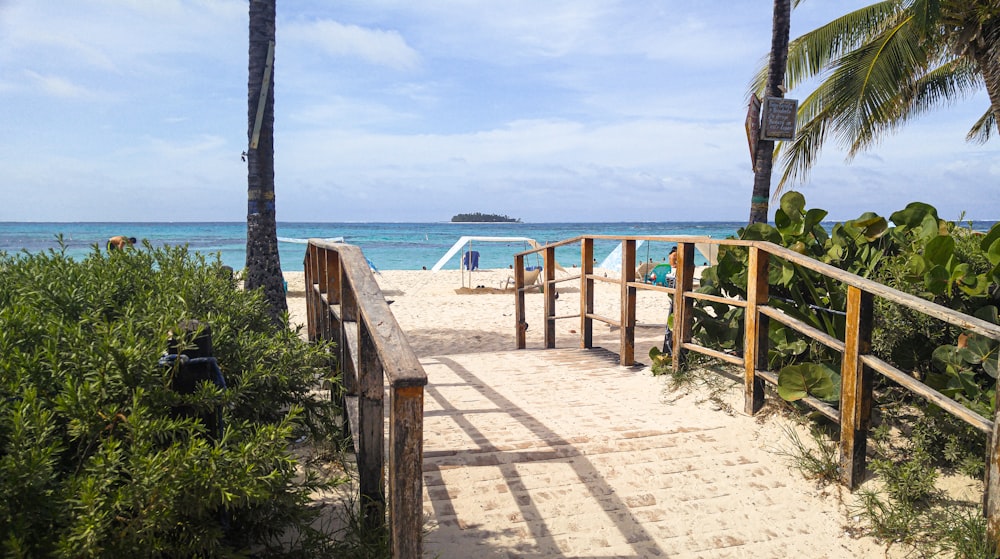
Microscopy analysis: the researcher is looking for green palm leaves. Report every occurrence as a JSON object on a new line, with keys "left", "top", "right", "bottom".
{"left": 754, "top": 0, "right": 1000, "bottom": 191}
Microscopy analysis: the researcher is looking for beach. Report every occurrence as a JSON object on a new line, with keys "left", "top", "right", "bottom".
{"left": 281, "top": 267, "right": 929, "bottom": 557}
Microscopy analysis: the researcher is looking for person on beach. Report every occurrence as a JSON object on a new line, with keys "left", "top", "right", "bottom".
{"left": 668, "top": 246, "right": 678, "bottom": 268}
{"left": 107, "top": 236, "right": 136, "bottom": 251}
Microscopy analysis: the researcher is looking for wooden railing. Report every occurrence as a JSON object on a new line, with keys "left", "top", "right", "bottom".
{"left": 304, "top": 240, "right": 426, "bottom": 558}
{"left": 514, "top": 235, "right": 1000, "bottom": 542}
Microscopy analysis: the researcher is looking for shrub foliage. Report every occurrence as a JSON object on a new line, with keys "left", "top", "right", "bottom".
{"left": 0, "top": 242, "right": 340, "bottom": 557}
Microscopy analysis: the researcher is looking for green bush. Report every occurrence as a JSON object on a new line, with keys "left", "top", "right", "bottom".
{"left": 0, "top": 242, "right": 341, "bottom": 557}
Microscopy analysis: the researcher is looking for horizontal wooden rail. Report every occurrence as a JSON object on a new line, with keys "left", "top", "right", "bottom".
{"left": 680, "top": 342, "right": 743, "bottom": 366}
{"left": 513, "top": 233, "right": 1000, "bottom": 544}
{"left": 861, "top": 354, "right": 993, "bottom": 434}
{"left": 632, "top": 282, "right": 675, "bottom": 295}
{"left": 687, "top": 291, "right": 747, "bottom": 308}
{"left": 305, "top": 240, "right": 427, "bottom": 559}
{"left": 758, "top": 305, "right": 845, "bottom": 352}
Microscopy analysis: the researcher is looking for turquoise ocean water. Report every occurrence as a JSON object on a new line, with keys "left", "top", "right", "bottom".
{"left": 2, "top": 221, "right": 995, "bottom": 272}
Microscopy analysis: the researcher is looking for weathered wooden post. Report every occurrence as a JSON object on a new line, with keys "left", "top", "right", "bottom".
{"left": 358, "top": 318, "right": 385, "bottom": 529}
{"left": 580, "top": 238, "right": 594, "bottom": 349}
{"left": 515, "top": 253, "right": 527, "bottom": 349}
{"left": 544, "top": 245, "right": 557, "bottom": 349}
{"left": 987, "top": 406, "right": 1000, "bottom": 551}
{"left": 620, "top": 239, "right": 636, "bottom": 365}
{"left": 743, "top": 245, "right": 768, "bottom": 415}
{"left": 671, "top": 242, "right": 696, "bottom": 371}
{"left": 839, "top": 285, "right": 874, "bottom": 488}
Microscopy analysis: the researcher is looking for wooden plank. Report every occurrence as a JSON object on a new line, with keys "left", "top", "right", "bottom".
{"left": 249, "top": 40, "right": 274, "bottom": 150}
{"left": 839, "top": 286, "right": 873, "bottom": 489}
{"left": 742, "top": 247, "right": 768, "bottom": 415}
{"left": 551, "top": 314, "right": 579, "bottom": 321}
{"left": 341, "top": 320, "right": 359, "bottom": 395}
{"left": 581, "top": 239, "right": 594, "bottom": 349}
{"left": 344, "top": 395, "right": 360, "bottom": 450}
{"left": 544, "top": 246, "right": 557, "bottom": 349}
{"left": 515, "top": 254, "right": 527, "bottom": 349}
{"left": 632, "top": 282, "right": 675, "bottom": 295}
{"left": 358, "top": 320, "right": 385, "bottom": 529}
{"left": 687, "top": 291, "right": 748, "bottom": 308}
{"left": 671, "top": 243, "right": 696, "bottom": 371}
{"left": 988, "top": 406, "right": 1000, "bottom": 550}
{"left": 680, "top": 342, "right": 743, "bottom": 366}
{"left": 304, "top": 240, "right": 426, "bottom": 559}
{"left": 336, "top": 246, "right": 426, "bottom": 388}
{"left": 762, "top": 242, "right": 1000, "bottom": 340}
{"left": 585, "top": 313, "right": 620, "bottom": 327}
{"left": 389, "top": 385, "right": 424, "bottom": 559}
{"left": 758, "top": 305, "right": 845, "bottom": 352}
{"left": 861, "top": 354, "right": 992, "bottom": 434}
{"left": 754, "top": 368, "right": 841, "bottom": 422}
{"left": 620, "top": 240, "right": 637, "bottom": 365}
{"left": 305, "top": 245, "right": 316, "bottom": 341}
{"left": 551, "top": 273, "right": 581, "bottom": 284}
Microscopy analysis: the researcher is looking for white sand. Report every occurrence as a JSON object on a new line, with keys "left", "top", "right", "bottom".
{"left": 284, "top": 268, "right": 907, "bottom": 557}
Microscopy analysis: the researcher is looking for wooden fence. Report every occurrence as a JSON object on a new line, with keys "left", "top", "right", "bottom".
{"left": 304, "top": 240, "right": 426, "bottom": 558}
{"left": 514, "top": 235, "right": 1000, "bottom": 544}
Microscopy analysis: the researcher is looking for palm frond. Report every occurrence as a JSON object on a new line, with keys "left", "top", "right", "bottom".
{"left": 775, "top": 91, "right": 838, "bottom": 190}
{"left": 781, "top": 2, "right": 902, "bottom": 92}
{"left": 824, "top": 13, "right": 929, "bottom": 154}
{"left": 966, "top": 109, "right": 996, "bottom": 143}
{"left": 908, "top": 57, "right": 982, "bottom": 113}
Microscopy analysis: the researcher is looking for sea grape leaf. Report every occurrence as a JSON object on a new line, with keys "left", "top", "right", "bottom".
{"left": 777, "top": 363, "right": 840, "bottom": 402}
{"left": 979, "top": 223, "right": 1000, "bottom": 254}
{"left": 988, "top": 238, "right": 1000, "bottom": 267}
{"left": 857, "top": 216, "right": 888, "bottom": 241}
{"left": 924, "top": 265, "right": 949, "bottom": 295}
{"left": 779, "top": 191, "right": 806, "bottom": 221}
{"left": 924, "top": 235, "right": 955, "bottom": 267}
{"left": 933, "top": 344, "right": 978, "bottom": 370}
{"left": 905, "top": 254, "right": 926, "bottom": 277}
{"left": 984, "top": 355, "right": 999, "bottom": 379}
{"left": 974, "top": 306, "right": 999, "bottom": 325}
{"left": 775, "top": 211, "right": 805, "bottom": 237}
{"left": 890, "top": 201, "right": 938, "bottom": 230}
{"left": 803, "top": 208, "right": 828, "bottom": 235}
{"left": 741, "top": 222, "right": 782, "bottom": 244}
{"left": 919, "top": 214, "right": 942, "bottom": 241}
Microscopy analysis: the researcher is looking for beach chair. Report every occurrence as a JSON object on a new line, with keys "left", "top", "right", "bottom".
{"left": 505, "top": 267, "right": 542, "bottom": 290}
{"left": 636, "top": 260, "right": 656, "bottom": 279}
{"left": 644, "top": 263, "right": 674, "bottom": 288}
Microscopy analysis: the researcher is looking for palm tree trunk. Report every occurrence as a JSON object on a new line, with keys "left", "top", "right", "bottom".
{"left": 974, "top": 49, "right": 1000, "bottom": 137}
{"left": 246, "top": 0, "right": 287, "bottom": 322}
{"left": 749, "top": 0, "right": 791, "bottom": 225}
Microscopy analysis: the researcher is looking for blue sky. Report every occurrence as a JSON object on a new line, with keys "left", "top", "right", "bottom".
{"left": 1, "top": 1, "right": 997, "bottom": 223}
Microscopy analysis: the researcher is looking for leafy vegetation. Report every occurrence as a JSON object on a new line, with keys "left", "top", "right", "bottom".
{"left": 0, "top": 242, "right": 344, "bottom": 557}
{"left": 682, "top": 191, "right": 1000, "bottom": 557}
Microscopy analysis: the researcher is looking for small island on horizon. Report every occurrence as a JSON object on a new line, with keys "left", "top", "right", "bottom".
{"left": 451, "top": 212, "right": 521, "bottom": 223}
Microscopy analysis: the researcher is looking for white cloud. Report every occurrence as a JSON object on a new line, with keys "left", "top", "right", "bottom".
{"left": 23, "top": 70, "right": 94, "bottom": 99}
{"left": 284, "top": 19, "right": 420, "bottom": 71}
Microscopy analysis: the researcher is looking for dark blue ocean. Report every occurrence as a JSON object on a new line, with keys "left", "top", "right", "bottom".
{"left": 1, "top": 221, "right": 995, "bottom": 272}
